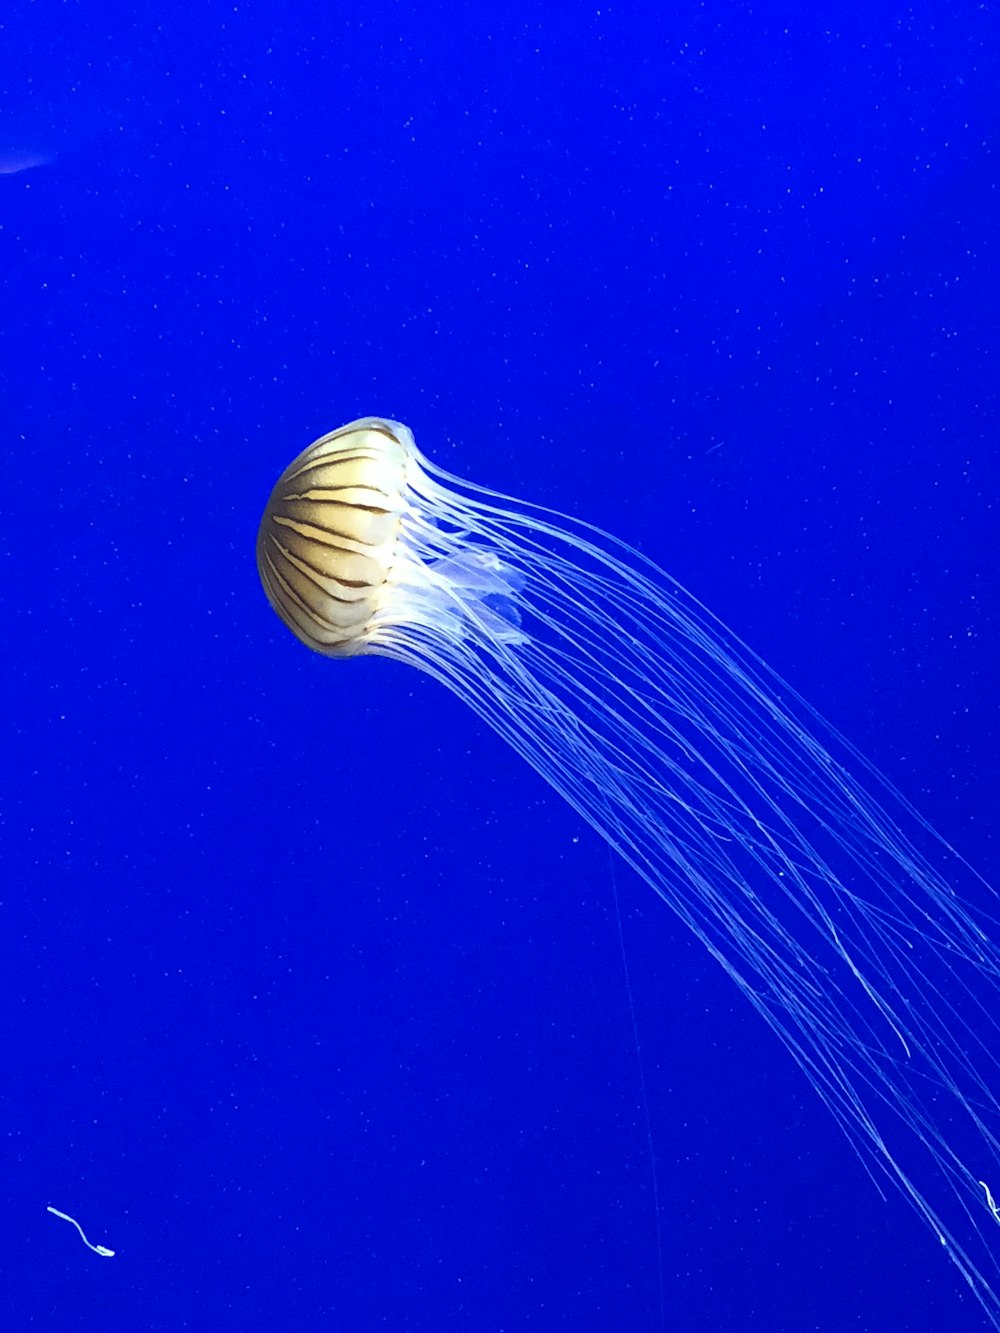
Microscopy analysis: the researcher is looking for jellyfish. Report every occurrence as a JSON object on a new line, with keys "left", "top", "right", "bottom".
{"left": 257, "top": 416, "right": 1000, "bottom": 1325}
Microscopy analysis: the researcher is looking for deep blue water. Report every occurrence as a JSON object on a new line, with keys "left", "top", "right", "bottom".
{"left": 2, "top": 3, "right": 997, "bottom": 1330}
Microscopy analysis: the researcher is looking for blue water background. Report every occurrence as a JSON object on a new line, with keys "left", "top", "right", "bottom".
{"left": 2, "top": 3, "right": 997, "bottom": 1329}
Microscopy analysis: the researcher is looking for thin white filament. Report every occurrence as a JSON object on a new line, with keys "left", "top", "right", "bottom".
{"left": 47, "top": 1204, "right": 115, "bottom": 1257}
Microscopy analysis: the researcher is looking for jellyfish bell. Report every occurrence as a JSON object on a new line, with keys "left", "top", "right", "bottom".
{"left": 258, "top": 417, "right": 1000, "bottom": 1325}
{"left": 256, "top": 416, "right": 528, "bottom": 661}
